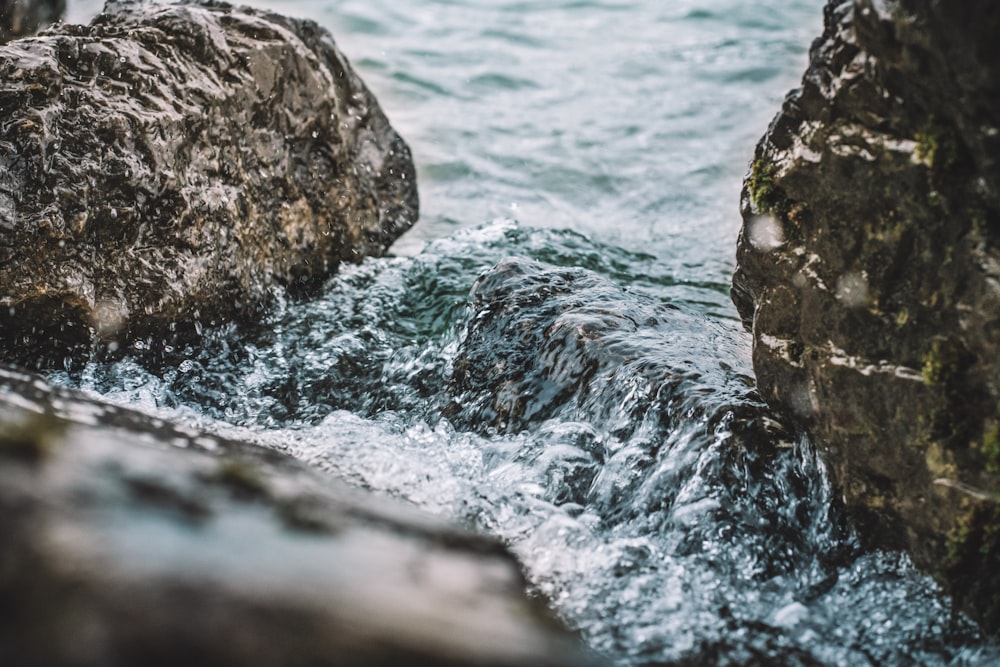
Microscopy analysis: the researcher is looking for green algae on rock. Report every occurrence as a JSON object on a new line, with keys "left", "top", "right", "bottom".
{"left": 732, "top": 0, "right": 1000, "bottom": 633}
{"left": 0, "top": 0, "right": 418, "bottom": 366}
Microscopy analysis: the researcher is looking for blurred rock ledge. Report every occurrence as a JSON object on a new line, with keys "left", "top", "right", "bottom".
{"left": 0, "top": 363, "right": 601, "bottom": 667}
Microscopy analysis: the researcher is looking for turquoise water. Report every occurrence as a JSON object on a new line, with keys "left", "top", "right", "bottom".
{"left": 55, "top": 1, "right": 999, "bottom": 664}
{"left": 72, "top": 0, "right": 819, "bottom": 291}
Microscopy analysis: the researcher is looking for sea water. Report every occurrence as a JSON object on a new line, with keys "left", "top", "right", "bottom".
{"left": 55, "top": 1, "right": 999, "bottom": 664}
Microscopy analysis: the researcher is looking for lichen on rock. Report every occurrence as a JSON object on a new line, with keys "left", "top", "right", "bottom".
{"left": 732, "top": 0, "right": 1000, "bottom": 633}
{"left": 0, "top": 0, "right": 418, "bottom": 365}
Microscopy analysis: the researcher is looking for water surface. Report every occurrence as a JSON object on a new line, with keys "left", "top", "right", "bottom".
{"left": 55, "top": 1, "right": 999, "bottom": 664}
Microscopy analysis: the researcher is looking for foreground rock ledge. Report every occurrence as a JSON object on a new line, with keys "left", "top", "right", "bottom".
{"left": 0, "top": 0, "right": 418, "bottom": 364}
{"left": 0, "top": 364, "right": 600, "bottom": 667}
{"left": 732, "top": 0, "right": 999, "bottom": 632}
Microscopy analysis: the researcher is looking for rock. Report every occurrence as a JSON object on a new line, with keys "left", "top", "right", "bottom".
{"left": 731, "top": 0, "right": 1000, "bottom": 632}
{"left": 0, "top": 0, "right": 65, "bottom": 43}
{"left": 0, "top": 0, "right": 418, "bottom": 366}
{"left": 0, "top": 363, "right": 601, "bottom": 667}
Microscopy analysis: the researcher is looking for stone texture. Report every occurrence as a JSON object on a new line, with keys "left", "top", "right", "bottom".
{"left": 732, "top": 0, "right": 1000, "bottom": 632}
{"left": 0, "top": 0, "right": 65, "bottom": 43}
{"left": 0, "top": 0, "right": 418, "bottom": 365}
{"left": 0, "top": 363, "right": 601, "bottom": 667}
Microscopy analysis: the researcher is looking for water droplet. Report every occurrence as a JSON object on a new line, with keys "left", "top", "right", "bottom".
{"left": 773, "top": 601, "right": 809, "bottom": 628}
{"left": 94, "top": 299, "right": 126, "bottom": 337}
{"left": 835, "top": 271, "right": 870, "bottom": 309}
{"left": 747, "top": 215, "right": 784, "bottom": 251}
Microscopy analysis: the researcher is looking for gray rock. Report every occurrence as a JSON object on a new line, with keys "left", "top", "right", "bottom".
{"left": 0, "top": 0, "right": 418, "bottom": 365}
{"left": 0, "top": 363, "right": 601, "bottom": 667}
{"left": 0, "top": 0, "right": 65, "bottom": 43}
{"left": 731, "top": 0, "right": 1000, "bottom": 632}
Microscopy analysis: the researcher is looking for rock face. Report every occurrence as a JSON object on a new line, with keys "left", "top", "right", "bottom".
{"left": 0, "top": 0, "right": 65, "bottom": 43}
{"left": 0, "top": 0, "right": 418, "bottom": 365}
{"left": 0, "top": 364, "right": 600, "bottom": 667}
{"left": 732, "top": 0, "right": 1000, "bottom": 631}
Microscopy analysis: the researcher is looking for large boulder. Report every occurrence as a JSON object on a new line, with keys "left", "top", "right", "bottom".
{"left": 0, "top": 363, "right": 601, "bottom": 667}
{"left": 732, "top": 0, "right": 1000, "bottom": 631}
{"left": 0, "top": 0, "right": 418, "bottom": 365}
{"left": 0, "top": 0, "right": 65, "bottom": 43}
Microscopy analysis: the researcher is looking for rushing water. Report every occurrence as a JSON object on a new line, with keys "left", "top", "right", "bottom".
{"left": 54, "top": 1, "right": 999, "bottom": 664}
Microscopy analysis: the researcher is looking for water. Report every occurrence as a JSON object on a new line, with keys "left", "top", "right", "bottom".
{"left": 52, "top": 1, "right": 998, "bottom": 664}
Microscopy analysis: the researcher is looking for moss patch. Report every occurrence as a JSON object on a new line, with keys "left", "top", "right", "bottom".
{"left": 984, "top": 422, "right": 1000, "bottom": 478}
{"left": 943, "top": 502, "right": 1000, "bottom": 636}
{"left": 0, "top": 413, "right": 65, "bottom": 463}
{"left": 276, "top": 496, "right": 341, "bottom": 535}
{"left": 921, "top": 339, "right": 963, "bottom": 387}
{"left": 915, "top": 129, "right": 940, "bottom": 167}
{"left": 207, "top": 459, "right": 271, "bottom": 500}
{"left": 747, "top": 158, "right": 782, "bottom": 214}
{"left": 915, "top": 121, "right": 957, "bottom": 171}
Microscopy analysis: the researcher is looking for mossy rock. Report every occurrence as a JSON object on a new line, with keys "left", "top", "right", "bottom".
{"left": 944, "top": 502, "right": 1000, "bottom": 633}
{"left": 732, "top": 0, "right": 1000, "bottom": 634}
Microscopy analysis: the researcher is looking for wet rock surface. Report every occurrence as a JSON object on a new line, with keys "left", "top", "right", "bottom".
{"left": 732, "top": 0, "right": 1000, "bottom": 631}
{"left": 0, "top": 0, "right": 418, "bottom": 365}
{"left": 0, "top": 0, "right": 65, "bottom": 43}
{"left": 0, "top": 363, "right": 600, "bottom": 667}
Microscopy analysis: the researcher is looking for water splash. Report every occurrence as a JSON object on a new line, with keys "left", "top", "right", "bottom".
{"left": 49, "top": 221, "right": 997, "bottom": 665}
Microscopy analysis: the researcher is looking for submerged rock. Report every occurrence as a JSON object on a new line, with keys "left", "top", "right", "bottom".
{"left": 0, "top": 0, "right": 418, "bottom": 365}
{"left": 0, "top": 363, "right": 600, "bottom": 667}
{"left": 0, "top": 0, "right": 65, "bottom": 43}
{"left": 732, "top": 0, "right": 1000, "bottom": 631}
{"left": 448, "top": 256, "right": 794, "bottom": 458}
